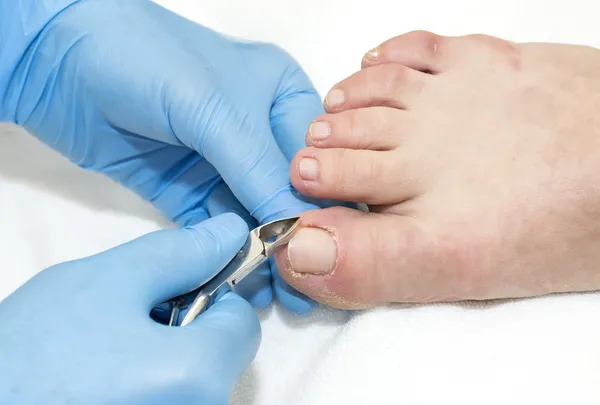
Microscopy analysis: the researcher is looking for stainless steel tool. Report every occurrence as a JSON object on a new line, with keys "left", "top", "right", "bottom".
{"left": 166, "top": 216, "right": 301, "bottom": 327}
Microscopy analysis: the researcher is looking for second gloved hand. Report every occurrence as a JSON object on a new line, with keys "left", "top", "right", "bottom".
{"left": 0, "top": 0, "right": 326, "bottom": 313}
{"left": 0, "top": 214, "right": 260, "bottom": 405}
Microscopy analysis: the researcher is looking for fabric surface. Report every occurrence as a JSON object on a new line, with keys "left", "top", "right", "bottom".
{"left": 2, "top": 0, "right": 600, "bottom": 404}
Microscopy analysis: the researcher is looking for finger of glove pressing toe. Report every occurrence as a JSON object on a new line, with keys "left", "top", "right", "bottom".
{"left": 205, "top": 182, "right": 273, "bottom": 308}
{"left": 175, "top": 90, "right": 308, "bottom": 224}
{"left": 269, "top": 64, "right": 324, "bottom": 161}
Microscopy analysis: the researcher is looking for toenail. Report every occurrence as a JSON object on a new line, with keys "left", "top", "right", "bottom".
{"left": 299, "top": 157, "right": 319, "bottom": 180}
{"left": 363, "top": 46, "right": 380, "bottom": 61}
{"left": 325, "top": 89, "right": 345, "bottom": 109}
{"left": 309, "top": 121, "right": 330, "bottom": 142}
{"left": 288, "top": 227, "right": 337, "bottom": 275}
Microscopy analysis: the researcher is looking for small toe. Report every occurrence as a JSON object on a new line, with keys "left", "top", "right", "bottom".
{"left": 361, "top": 30, "right": 521, "bottom": 73}
{"left": 291, "top": 147, "right": 418, "bottom": 205}
{"left": 306, "top": 107, "right": 404, "bottom": 151}
{"left": 361, "top": 30, "right": 449, "bottom": 73}
{"left": 323, "top": 63, "right": 431, "bottom": 113}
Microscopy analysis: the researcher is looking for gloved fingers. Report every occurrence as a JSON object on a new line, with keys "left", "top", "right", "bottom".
{"left": 205, "top": 181, "right": 257, "bottom": 226}
{"left": 165, "top": 90, "right": 320, "bottom": 313}
{"left": 91, "top": 138, "right": 220, "bottom": 228}
{"left": 269, "top": 65, "right": 325, "bottom": 161}
{"left": 267, "top": 58, "right": 362, "bottom": 211}
{"left": 205, "top": 182, "right": 273, "bottom": 308}
{"left": 181, "top": 292, "right": 261, "bottom": 384}
{"left": 267, "top": 55, "right": 361, "bottom": 210}
{"left": 145, "top": 149, "right": 220, "bottom": 228}
{"left": 102, "top": 213, "right": 248, "bottom": 308}
{"left": 263, "top": 56, "right": 360, "bottom": 214}
{"left": 170, "top": 88, "right": 315, "bottom": 224}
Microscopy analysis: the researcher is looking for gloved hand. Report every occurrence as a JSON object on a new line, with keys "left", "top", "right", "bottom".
{"left": 0, "top": 214, "right": 260, "bottom": 405}
{"left": 0, "top": 0, "right": 325, "bottom": 314}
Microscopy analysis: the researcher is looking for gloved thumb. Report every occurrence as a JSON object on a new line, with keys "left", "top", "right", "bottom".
{"left": 102, "top": 213, "right": 249, "bottom": 307}
{"left": 181, "top": 292, "right": 261, "bottom": 387}
{"left": 275, "top": 207, "right": 439, "bottom": 308}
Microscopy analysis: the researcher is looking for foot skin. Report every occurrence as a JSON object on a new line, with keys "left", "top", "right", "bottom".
{"left": 275, "top": 31, "right": 600, "bottom": 309}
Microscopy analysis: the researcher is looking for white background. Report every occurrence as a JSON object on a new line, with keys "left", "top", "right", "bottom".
{"left": 2, "top": 0, "right": 600, "bottom": 404}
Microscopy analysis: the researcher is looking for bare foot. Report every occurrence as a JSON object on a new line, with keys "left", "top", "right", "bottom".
{"left": 275, "top": 31, "right": 600, "bottom": 309}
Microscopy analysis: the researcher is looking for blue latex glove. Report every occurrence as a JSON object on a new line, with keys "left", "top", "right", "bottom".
{"left": 0, "top": 213, "right": 260, "bottom": 405}
{"left": 0, "top": 0, "right": 326, "bottom": 314}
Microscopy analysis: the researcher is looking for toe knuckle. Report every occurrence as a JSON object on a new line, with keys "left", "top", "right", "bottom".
{"left": 324, "top": 152, "right": 346, "bottom": 191}
{"left": 352, "top": 108, "right": 385, "bottom": 150}
{"left": 344, "top": 110, "right": 361, "bottom": 143}
{"left": 351, "top": 69, "right": 372, "bottom": 98}
{"left": 378, "top": 64, "right": 407, "bottom": 99}
{"left": 356, "top": 154, "right": 383, "bottom": 190}
{"left": 408, "top": 30, "right": 442, "bottom": 58}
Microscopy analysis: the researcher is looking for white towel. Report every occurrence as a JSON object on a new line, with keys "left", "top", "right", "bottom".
{"left": 3, "top": 1, "right": 600, "bottom": 404}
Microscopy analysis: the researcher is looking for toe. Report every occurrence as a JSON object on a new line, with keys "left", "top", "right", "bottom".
{"left": 361, "top": 30, "right": 449, "bottom": 73}
{"left": 323, "top": 63, "right": 431, "bottom": 113}
{"left": 291, "top": 146, "right": 418, "bottom": 205}
{"left": 360, "top": 31, "right": 521, "bottom": 74}
{"left": 306, "top": 107, "right": 404, "bottom": 151}
{"left": 274, "top": 207, "right": 441, "bottom": 308}
{"left": 271, "top": 263, "right": 318, "bottom": 315}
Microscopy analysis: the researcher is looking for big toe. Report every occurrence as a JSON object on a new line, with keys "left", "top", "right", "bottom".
{"left": 275, "top": 207, "right": 447, "bottom": 308}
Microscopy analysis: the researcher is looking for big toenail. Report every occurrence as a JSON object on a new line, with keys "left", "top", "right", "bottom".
{"left": 309, "top": 121, "right": 330, "bottom": 142}
{"left": 363, "top": 46, "right": 380, "bottom": 61}
{"left": 325, "top": 89, "right": 345, "bottom": 108}
{"left": 299, "top": 157, "right": 319, "bottom": 180}
{"left": 288, "top": 227, "right": 337, "bottom": 275}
